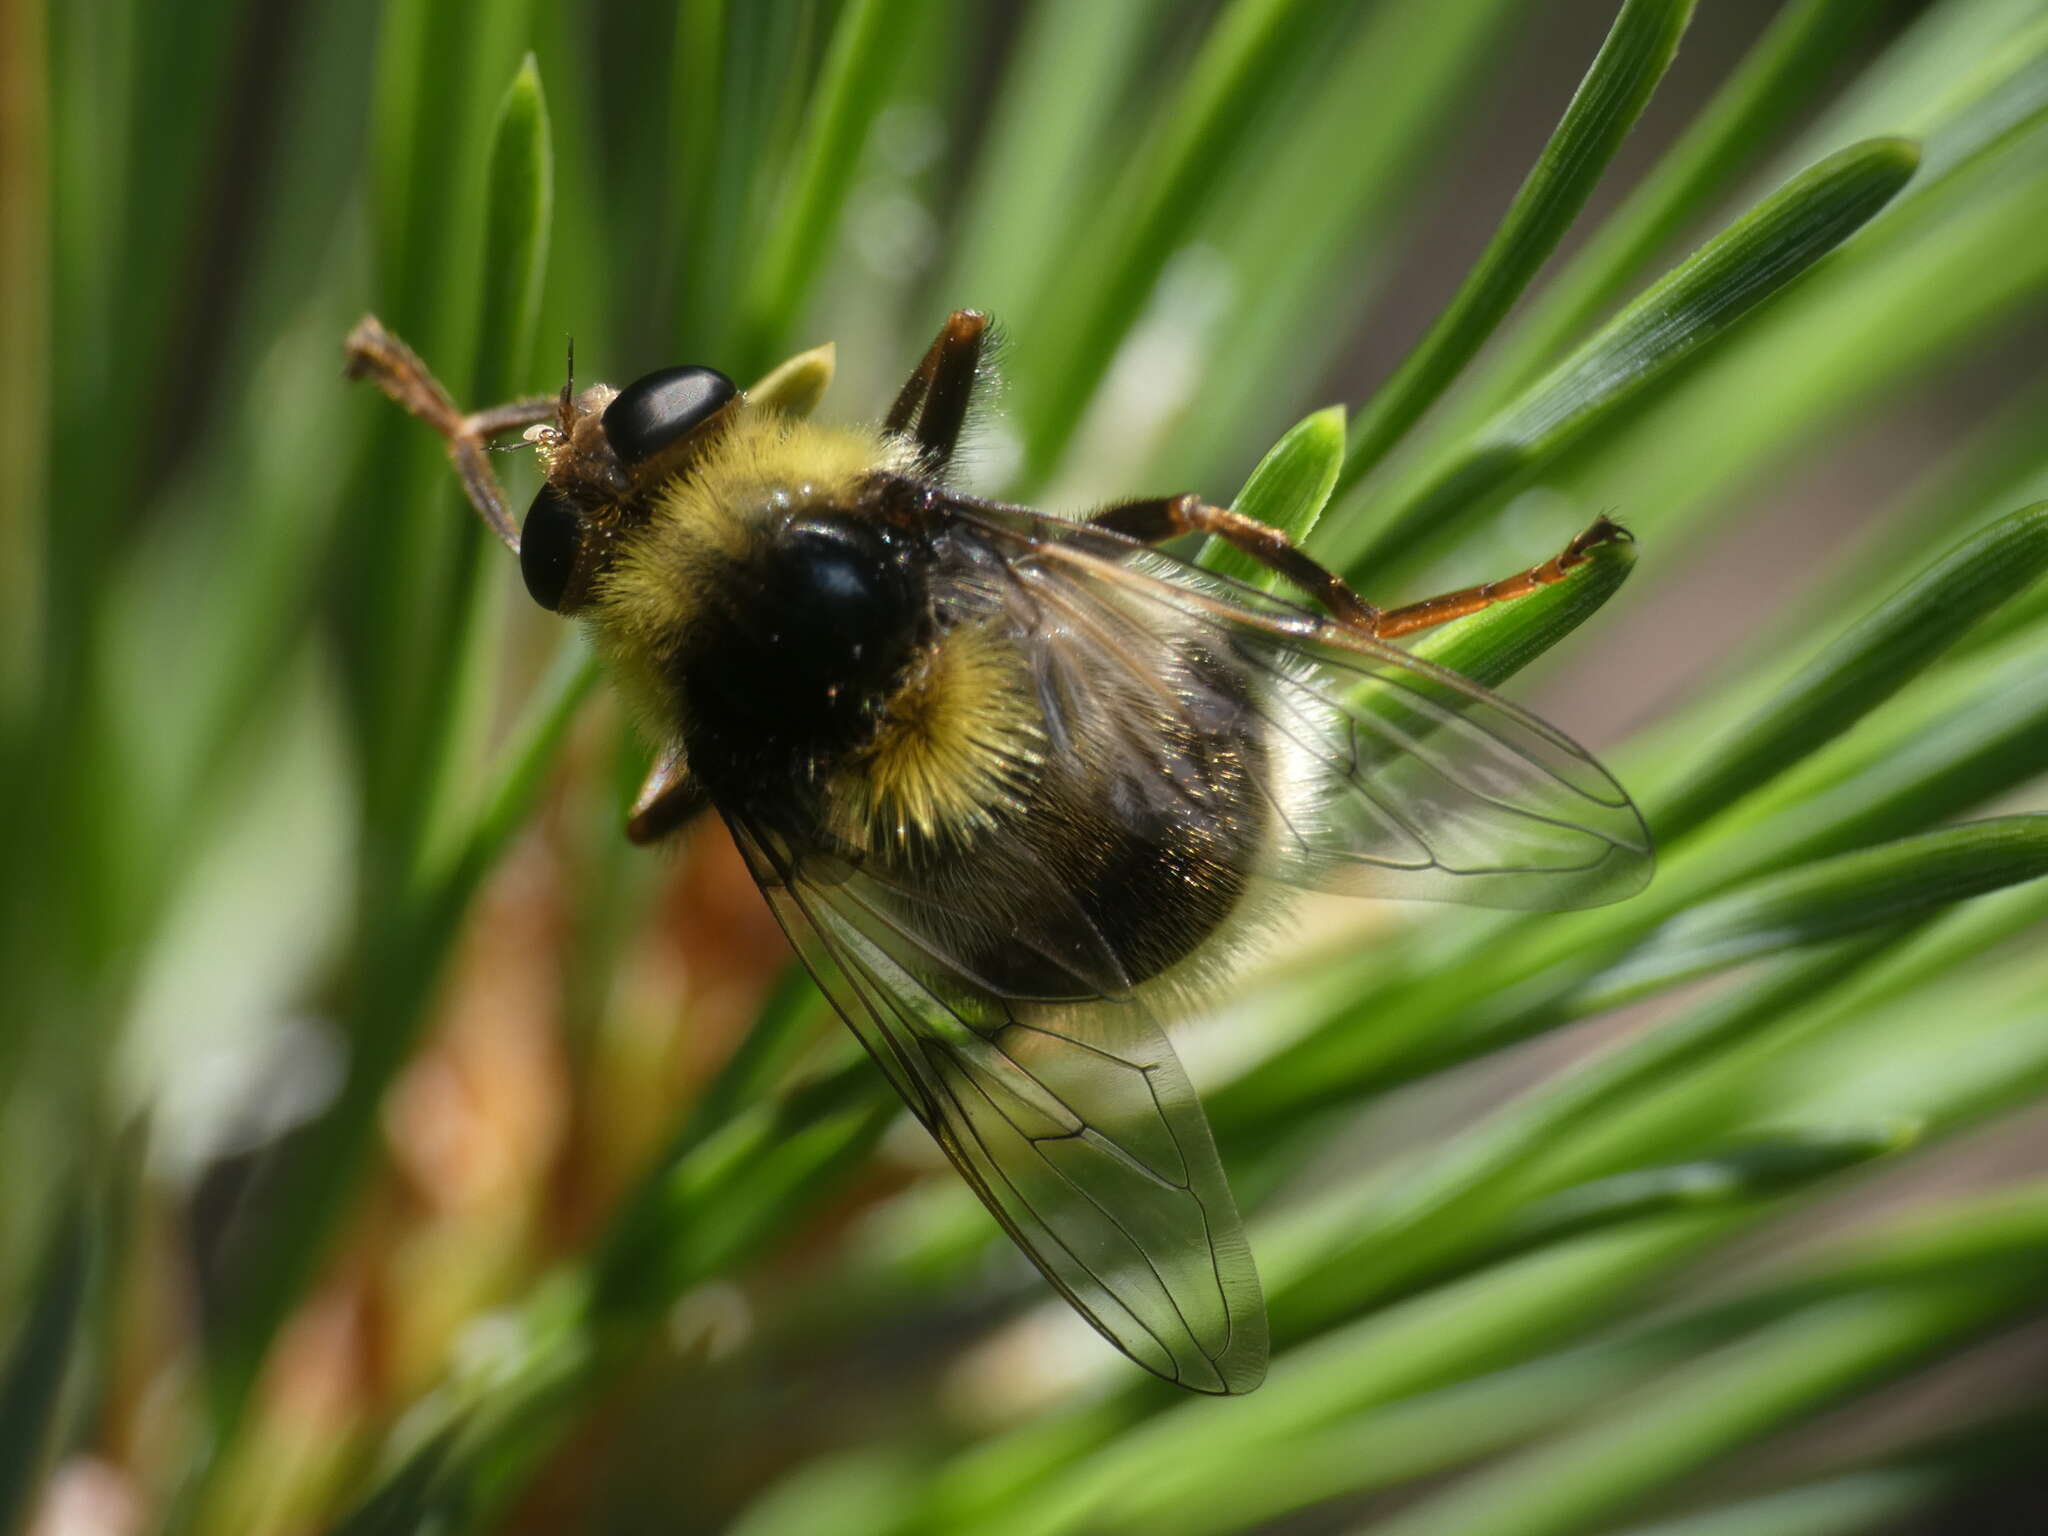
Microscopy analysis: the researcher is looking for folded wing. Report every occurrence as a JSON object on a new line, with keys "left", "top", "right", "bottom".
{"left": 953, "top": 502, "right": 1654, "bottom": 912}
{"left": 729, "top": 817, "right": 1268, "bottom": 1394}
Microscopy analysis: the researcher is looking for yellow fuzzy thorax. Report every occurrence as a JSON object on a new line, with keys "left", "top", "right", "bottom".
{"left": 584, "top": 406, "right": 1040, "bottom": 845}
{"left": 586, "top": 409, "right": 919, "bottom": 728}
{"left": 833, "top": 618, "right": 1044, "bottom": 852}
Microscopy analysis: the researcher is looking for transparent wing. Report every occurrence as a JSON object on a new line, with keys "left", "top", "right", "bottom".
{"left": 727, "top": 814, "right": 1268, "bottom": 1395}
{"left": 951, "top": 501, "right": 1654, "bottom": 911}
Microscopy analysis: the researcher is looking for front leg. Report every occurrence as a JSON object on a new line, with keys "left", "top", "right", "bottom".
{"left": 885, "top": 309, "right": 990, "bottom": 475}
{"left": 344, "top": 314, "right": 557, "bottom": 550}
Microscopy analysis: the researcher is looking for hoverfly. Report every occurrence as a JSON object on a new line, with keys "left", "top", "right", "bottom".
{"left": 346, "top": 309, "right": 1652, "bottom": 1394}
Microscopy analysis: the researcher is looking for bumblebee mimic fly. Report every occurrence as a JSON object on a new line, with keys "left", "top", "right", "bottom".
{"left": 345, "top": 309, "right": 1652, "bottom": 1394}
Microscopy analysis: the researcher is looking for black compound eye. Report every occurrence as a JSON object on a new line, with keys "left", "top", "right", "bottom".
{"left": 601, "top": 365, "right": 736, "bottom": 464}
{"left": 520, "top": 484, "right": 585, "bottom": 612}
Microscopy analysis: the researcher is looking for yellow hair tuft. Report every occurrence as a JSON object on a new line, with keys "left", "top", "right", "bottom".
{"left": 839, "top": 621, "right": 1042, "bottom": 852}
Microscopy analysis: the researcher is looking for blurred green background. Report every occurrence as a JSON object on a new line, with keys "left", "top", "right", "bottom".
{"left": 7, "top": 0, "right": 2048, "bottom": 1531}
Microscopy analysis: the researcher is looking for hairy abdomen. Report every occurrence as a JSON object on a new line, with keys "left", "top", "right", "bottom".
{"left": 863, "top": 639, "right": 1273, "bottom": 999}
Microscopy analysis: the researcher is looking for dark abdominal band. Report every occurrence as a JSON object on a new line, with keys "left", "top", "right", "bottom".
{"left": 969, "top": 645, "right": 1270, "bottom": 999}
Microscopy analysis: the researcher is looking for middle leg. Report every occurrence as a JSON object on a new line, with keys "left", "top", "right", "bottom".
{"left": 1091, "top": 495, "right": 1629, "bottom": 640}
{"left": 626, "top": 742, "right": 707, "bottom": 844}
{"left": 1370, "top": 516, "right": 1631, "bottom": 638}
{"left": 1089, "top": 495, "right": 1377, "bottom": 629}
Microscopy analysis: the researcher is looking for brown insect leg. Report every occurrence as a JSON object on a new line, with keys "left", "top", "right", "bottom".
{"left": 884, "top": 309, "right": 989, "bottom": 472}
{"left": 1093, "top": 497, "right": 1629, "bottom": 641}
{"left": 1369, "top": 516, "right": 1633, "bottom": 639}
{"left": 626, "top": 743, "right": 707, "bottom": 844}
{"left": 344, "top": 314, "right": 556, "bottom": 550}
{"left": 1089, "top": 494, "right": 1380, "bottom": 630}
